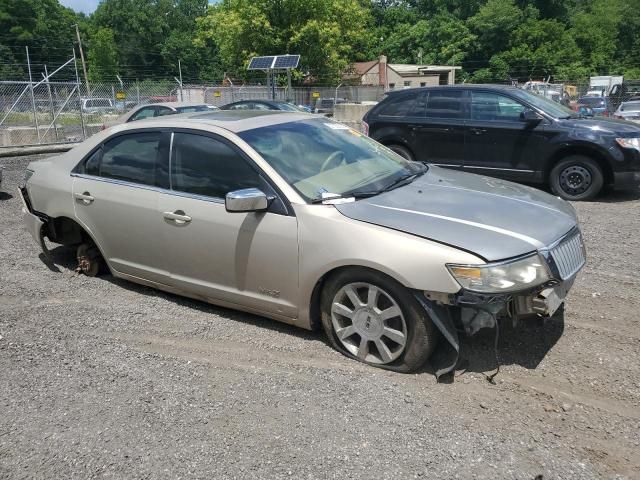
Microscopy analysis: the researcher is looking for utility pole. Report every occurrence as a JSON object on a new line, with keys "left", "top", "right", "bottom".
{"left": 73, "top": 24, "right": 90, "bottom": 97}
{"left": 178, "top": 59, "right": 184, "bottom": 101}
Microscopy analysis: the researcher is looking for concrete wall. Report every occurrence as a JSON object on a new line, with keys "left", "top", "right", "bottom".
{"left": 333, "top": 103, "right": 377, "bottom": 131}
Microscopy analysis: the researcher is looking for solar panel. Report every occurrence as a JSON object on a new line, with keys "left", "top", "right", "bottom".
{"left": 273, "top": 55, "right": 300, "bottom": 69}
{"left": 248, "top": 56, "right": 275, "bottom": 70}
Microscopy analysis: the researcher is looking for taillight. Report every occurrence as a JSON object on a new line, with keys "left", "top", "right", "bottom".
{"left": 362, "top": 120, "right": 369, "bottom": 136}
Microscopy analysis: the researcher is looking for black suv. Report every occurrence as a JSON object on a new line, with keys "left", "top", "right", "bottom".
{"left": 363, "top": 85, "right": 640, "bottom": 200}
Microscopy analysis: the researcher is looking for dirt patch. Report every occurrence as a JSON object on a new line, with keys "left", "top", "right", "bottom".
{"left": 1, "top": 154, "right": 639, "bottom": 479}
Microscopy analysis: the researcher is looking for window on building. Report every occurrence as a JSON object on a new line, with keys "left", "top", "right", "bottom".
{"left": 404, "top": 81, "right": 411, "bottom": 87}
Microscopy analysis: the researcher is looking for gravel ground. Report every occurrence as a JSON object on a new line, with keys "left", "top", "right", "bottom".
{"left": 1, "top": 154, "right": 639, "bottom": 479}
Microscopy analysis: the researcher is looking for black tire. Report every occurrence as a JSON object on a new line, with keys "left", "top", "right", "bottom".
{"left": 550, "top": 155, "right": 604, "bottom": 201}
{"left": 320, "top": 268, "right": 437, "bottom": 373}
{"left": 76, "top": 243, "right": 104, "bottom": 277}
{"left": 387, "top": 144, "right": 414, "bottom": 161}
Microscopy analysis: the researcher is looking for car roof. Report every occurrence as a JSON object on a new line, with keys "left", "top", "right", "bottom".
{"left": 143, "top": 101, "right": 212, "bottom": 109}
{"left": 385, "top": 84, "right": 521, "bottom": 95}
{"left": 225, "top": 99, "right": 286, "bottom": 106}
{"left": 116, "top": 110, "right": 313, "bottom": 133}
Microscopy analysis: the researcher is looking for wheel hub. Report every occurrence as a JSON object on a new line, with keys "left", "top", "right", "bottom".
{"left": 559, "top": 165, "right": 591, "bottom": 195}
{"left": 353, "top": 308, "right": 383, "bottom": 339}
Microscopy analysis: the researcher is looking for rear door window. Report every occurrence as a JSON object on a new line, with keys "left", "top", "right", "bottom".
{"left": 99, "top": 132, "right": 162, "bottom": 186}
{"left": 130, "top": 107, "right": 158, "bottom": 121}
{"left": 378, "top": 94, "right": 418, "bottom": 117}
{"left": 425, "top": 90, "right": 465, "bottom": 119}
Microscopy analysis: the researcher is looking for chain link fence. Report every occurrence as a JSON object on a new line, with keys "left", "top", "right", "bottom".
{"left": 4, "top": 75, "right": 640, "bottom": 148}
{"left": 0, "top": 80, "right": 386, "bottom": 147}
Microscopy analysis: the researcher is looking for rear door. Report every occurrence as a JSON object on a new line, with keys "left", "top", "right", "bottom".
{"left": 463, "top": 91, "right": 547, "bottom": 181}
{"left": 368, "top": 92, "right": 422, "bottom": 159}
{"left": 409, "top": 89, "right": 467, "bottom": 167}
{"left": 156, "top": 131, "right": 299, "bottom": 318}
{"left": 72, "top": 130, "right": 171, "bottom": 284}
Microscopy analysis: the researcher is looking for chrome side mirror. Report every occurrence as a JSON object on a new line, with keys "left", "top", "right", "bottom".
{"left": 225, "top": 188, "right": 269, "bottom": 213}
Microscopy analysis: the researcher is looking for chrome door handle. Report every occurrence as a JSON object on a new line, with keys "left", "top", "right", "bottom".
{"left": 163, "top": 210, "right": 192, "bottom": 224}
{"left": 74, "top": 192, "right": 94, "bottom": 204}
{"left": 469, "top": 128, "right": 487, "bottom": 135}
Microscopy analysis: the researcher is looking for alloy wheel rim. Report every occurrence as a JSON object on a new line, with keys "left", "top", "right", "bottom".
{"left": 559, "top": 165, "right": 592, "bottom": 195}
{"left": 331, "top": 282, "right": 407, "bottom": 365}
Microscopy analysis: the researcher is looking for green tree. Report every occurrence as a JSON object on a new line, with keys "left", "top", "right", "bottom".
{"left": 195, "top": 0, "right": 373, "bottom": 82}
{"left": 87, "top": 27, "right": 118, "bottom": 81}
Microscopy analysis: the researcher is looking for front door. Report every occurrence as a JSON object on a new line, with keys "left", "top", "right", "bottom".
{"left": 72, "top": 130, "right": 171, "bottom": 284}
{"left": 463, "top": 91, "right": 547, "bottom": 182}
{"left": 410, "top": 89, "right": 466, "bottom": 168}
{"left": 157, "top": 131, "right": 299, "bottom": 319}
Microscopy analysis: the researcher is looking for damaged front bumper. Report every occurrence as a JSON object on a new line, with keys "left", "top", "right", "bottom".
{"left": 18, "top": 186, "right": 47, "bottom": 252}
{"left": 416, "top": 277, "right": 577, "bottom": 380}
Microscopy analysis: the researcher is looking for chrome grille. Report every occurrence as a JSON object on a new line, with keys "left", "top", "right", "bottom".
{"left": 549, "top": 231, "right": 586, "bottom": 280}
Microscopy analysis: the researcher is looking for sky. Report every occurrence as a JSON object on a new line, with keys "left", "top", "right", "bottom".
{"left": 59, "top": 0, "right": 101, "bottom": 14}
{"left": 59, "top": 0, "right": 216, "bottom": 14}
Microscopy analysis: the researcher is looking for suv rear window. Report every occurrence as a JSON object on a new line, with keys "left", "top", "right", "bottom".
{"left": 378, "top": 94, "right": 417, "bottom": 117}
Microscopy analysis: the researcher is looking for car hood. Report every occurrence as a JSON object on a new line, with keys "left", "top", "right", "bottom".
{"left": 560, "top": 117, "right": 640, "bottom": 135}
{"left": 334, "top": 167, "right": 578, "bottom": 262}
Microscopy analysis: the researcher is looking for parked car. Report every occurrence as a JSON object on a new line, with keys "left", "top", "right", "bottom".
{"left": 613, "top": 101, "right": 640, "bottom": 123}
{"left": 20, "top": 111, "right": 585, "bottom": 375}
{"left": 363, "top": 85, "right": 640, "bottom": 200}
{"left": 103, "top": 102, "right": 218, "bottom": 129}
{"left": 575, "top": 104, "right": 595, "bottom": 117}
{"left": 314, "top": 97, "right": 347, "bottom": 116}
{"left": 576, "top": 96, "right": 610, "bottom": 116}
{"left": 81, "top": 97, "right": 115, "bottom": 114}
{"left": 220, "top": 99, "right": 308, "bottom": 112}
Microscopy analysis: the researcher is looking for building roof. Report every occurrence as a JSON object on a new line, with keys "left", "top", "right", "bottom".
{"left": 388, "top": 64, "right": 462, "bottom": 76}
{"left": 346, "top": 59, "right": 461, "bottom": 79}
{"left": 352, "top": 60, "right": 379, "bottom": 75}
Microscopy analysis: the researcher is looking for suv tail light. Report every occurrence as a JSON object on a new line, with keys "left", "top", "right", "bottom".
{"left": 362, "top": 120, "right": 369, "bottom": 136}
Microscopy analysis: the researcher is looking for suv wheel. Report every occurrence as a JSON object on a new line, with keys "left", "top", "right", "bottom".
{"left": 550, "top": 155, "right": 604, "bottom": 201}
{"left": 320, "top": 268, "right": 437, "bottom": 373}
{"left": 387, "top": 144, "right": 414, "bottom": 161}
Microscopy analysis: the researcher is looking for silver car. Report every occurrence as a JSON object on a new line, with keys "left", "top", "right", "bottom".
{"left": 613, "top": 101, "right": 640, "bottom": 123}
{"left": 19, "top": 111, "right": 585, "bottom": 375}
{"left": 104, "top": 102, "right": 219, "bottom": 129}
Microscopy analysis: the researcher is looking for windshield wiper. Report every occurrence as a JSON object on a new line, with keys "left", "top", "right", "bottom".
{"left": 378, "top": 168, "right": 426, "bottom": 193}
{"left": 310, "top": 191, "right": 380, "bottom": 204}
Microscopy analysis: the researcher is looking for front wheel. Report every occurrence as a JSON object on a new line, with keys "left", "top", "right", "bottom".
{"left": 387, "top": 144, "right": 414, "bottom": 161}
{"left": 549, "top": 155, "right": 604, "bottom": 201}
{"left": 320, "top": 268, "right": 437, "bottom": 373}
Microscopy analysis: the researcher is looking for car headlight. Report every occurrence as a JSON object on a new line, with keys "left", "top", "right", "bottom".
{"left": 447, "top": 254, "right": 550, "bottom": 293}
{"left": 615, "top": 137, "right": 640, "bottom": 152}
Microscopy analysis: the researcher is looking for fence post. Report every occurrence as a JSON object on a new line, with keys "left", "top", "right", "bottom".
{"left": 73, "top": 49, "right": 86, "bottom": 140}
{"left": 26, "top": 46, "right": 40, "bottom": 142}
{"left": 136, "top": 80, "right": 140, "bottom": 104}
{"left": 43, "top": 65, "right": 58, "bottom": 141}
